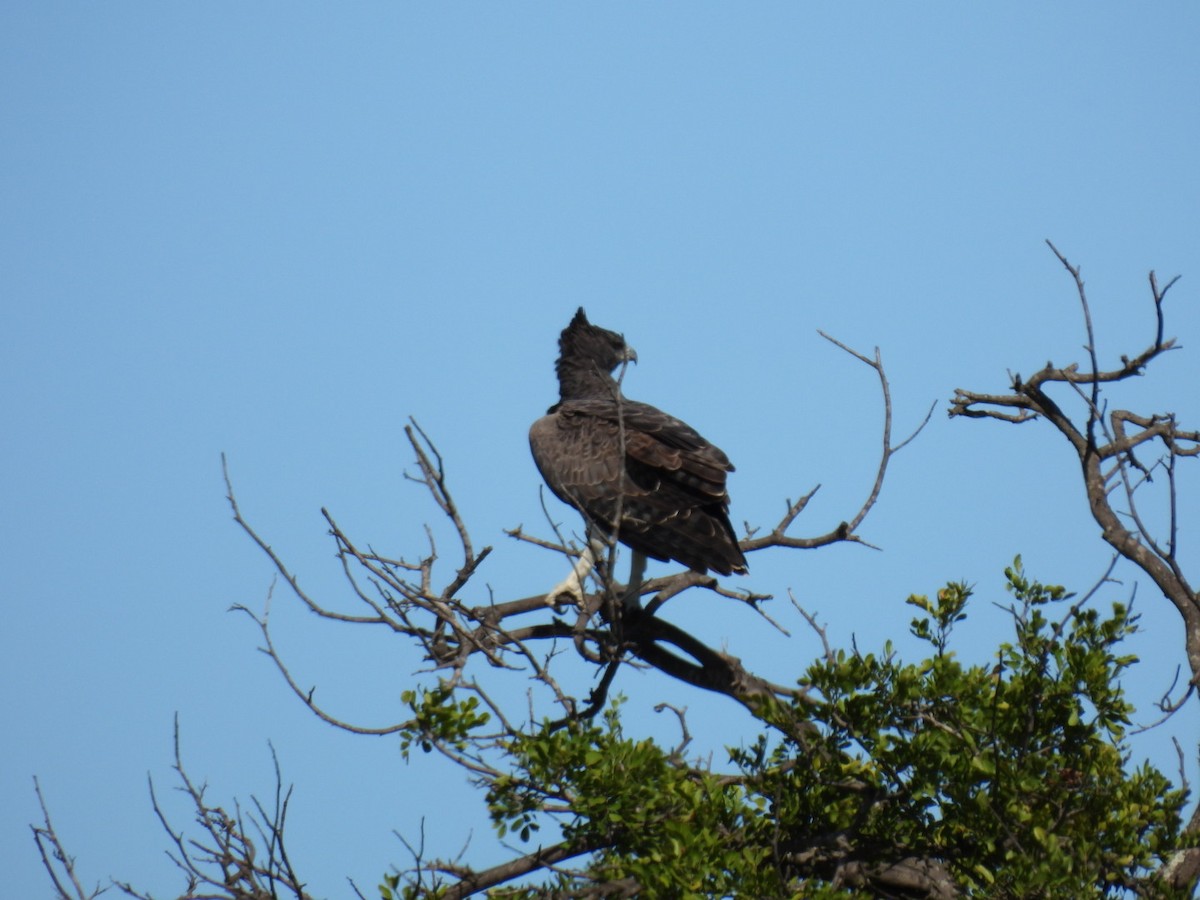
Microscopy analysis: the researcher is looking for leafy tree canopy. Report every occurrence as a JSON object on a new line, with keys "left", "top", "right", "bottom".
{"left": 385, "top": 562, "right": 1184, "bottom": 899}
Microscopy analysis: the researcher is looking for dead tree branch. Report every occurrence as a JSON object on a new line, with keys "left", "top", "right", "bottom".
{"left": 34, "top": 719, "right": 312, "bottom": 900}
{"left": 741, "top": 333, "right": 934, "bottom": 556}
{"left": 32, "top": 778, "right": 105, "bottom": 900}
{"left": 112, "top": 717, "right": 313, "bottom": 900}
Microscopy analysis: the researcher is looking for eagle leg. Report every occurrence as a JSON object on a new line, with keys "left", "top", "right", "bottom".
{"left": 545, "top": 534, "right": 607, "bottom": 609}
{"left": 622, "top": 550, "right": 646, "bottom": 612}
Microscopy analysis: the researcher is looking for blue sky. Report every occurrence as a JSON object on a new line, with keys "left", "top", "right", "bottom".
{"left": 3, "top": 4, "right": 1199, "bottom": 897}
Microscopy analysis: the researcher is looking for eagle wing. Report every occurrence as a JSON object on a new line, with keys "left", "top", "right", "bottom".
{"left": 529, "top": 398, "right": 747, "bottom": 575}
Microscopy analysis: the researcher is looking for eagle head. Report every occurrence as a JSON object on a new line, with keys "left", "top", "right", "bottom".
{"left": 560, "top": 308, "right": 638, "bottom": 374}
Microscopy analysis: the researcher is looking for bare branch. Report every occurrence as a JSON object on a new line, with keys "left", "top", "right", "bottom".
{"left": 31, "top": 778, "right": 104, "bottom": 900}
{"left": 405, "top": 417, "right": 478, "bottom": 567}
{"left": 232, "top": 585, "right": 412, "bottom": 736}
{"left": 742, "top": 333, "right": 930, "bottom": 558}
{"left": 110, "top": 717, "right": 312, "bottom": 900}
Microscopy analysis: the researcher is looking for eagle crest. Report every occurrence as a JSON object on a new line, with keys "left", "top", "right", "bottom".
{"left": 529, "top": 308, "right": 747, "bottom": 577}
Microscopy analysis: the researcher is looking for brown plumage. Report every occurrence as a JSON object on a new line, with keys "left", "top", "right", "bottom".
{"left": 529, "top": 308, "right": 748, "bottom": 576}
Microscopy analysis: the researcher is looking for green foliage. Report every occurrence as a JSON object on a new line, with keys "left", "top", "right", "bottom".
{"left": 487, "top": 700, "right": 773, "bottom": 897}
{"left": 392, "top": 562, "right": 1186, "bottom": 898}
{"left": 399, "top": 685, "right": 490, "bottom": 760}
{"left": 741, "top": 559, "right": 1184, "bottom": 896}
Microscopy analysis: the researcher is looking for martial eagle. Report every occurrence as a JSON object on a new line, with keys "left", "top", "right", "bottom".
{"left": 529, "top": 308, "right": 747, "bottom": 598}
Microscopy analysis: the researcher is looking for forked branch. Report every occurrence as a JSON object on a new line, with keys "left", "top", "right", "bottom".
{"left": 742, "top": 332, "right": 934, "bottom": 556}
{"left": 32, "top": 778, "right": 103, "bottom": 900}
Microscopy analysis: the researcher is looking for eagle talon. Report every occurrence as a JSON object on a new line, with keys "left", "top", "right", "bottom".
{"left": 545, "top": 538, "right": 601, "bottom": 609}
{"left": 544, "top": 584, "right": 584, "bottom": 610}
